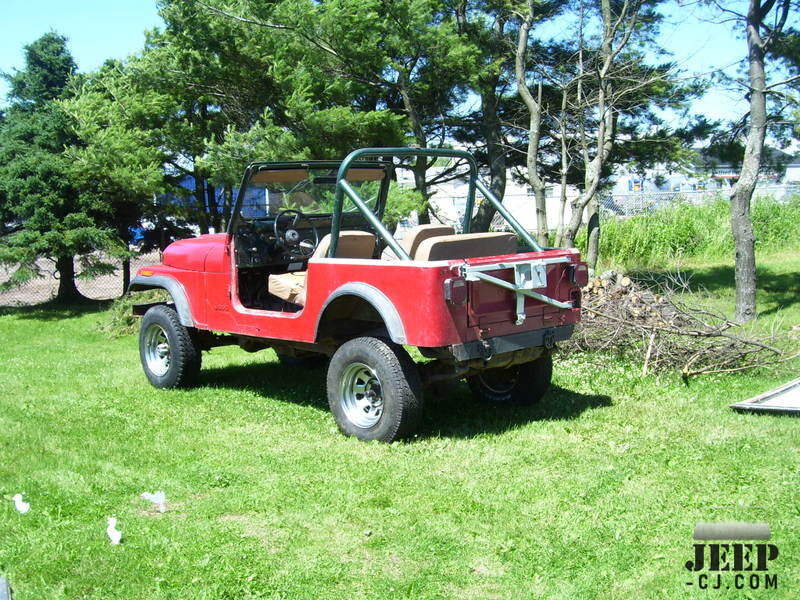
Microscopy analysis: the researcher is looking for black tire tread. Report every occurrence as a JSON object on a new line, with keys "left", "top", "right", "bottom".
{"left": 467, "top": 352, "right": 552, "bottom": 405}
{"left": 327, "top": 337, "right": 423, "bottom": 442}
{"left": 140, "top": 304, "right": 202, "bottom": 389}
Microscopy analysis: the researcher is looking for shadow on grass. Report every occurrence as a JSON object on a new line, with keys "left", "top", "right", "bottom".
{"left": 199, "top": 361, "right": 612, "bottom": 439}
{"left": 198, "top": 361, "right": 329, "bottom": 410}
{"left": 632, "top": 263, "right": 800, "bottom": 317}
{"left": 0, "top": 298, "right": 114, "bottom": 320}
{"left": 417, "top": 383, "right": 612, "bottom": 439}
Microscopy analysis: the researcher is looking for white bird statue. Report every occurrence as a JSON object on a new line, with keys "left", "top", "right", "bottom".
{"left": 106, "top": 517, "right": 122, "bottom": 545}
{"left": 140, "top": 491, "right": 167, "bottom": 513}
{"left": 12, "top": 493, "right": 30, "bottom": 514}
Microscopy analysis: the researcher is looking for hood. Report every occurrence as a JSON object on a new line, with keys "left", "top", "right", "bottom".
{"left": 162, "top": 234, "right": 229, "bottom": 271}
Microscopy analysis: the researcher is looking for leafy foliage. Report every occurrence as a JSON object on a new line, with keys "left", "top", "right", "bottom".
{"left": 383, "top": 182, "right": 427, "bottom": 232}
{"left": 0, "top": 34, "right": 122, "bottom": 300}
{"left": 99, "top": 288, "right": 170, "bottom": 338}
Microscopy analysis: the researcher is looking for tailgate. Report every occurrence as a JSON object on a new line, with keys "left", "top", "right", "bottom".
{"left": 462, "top": 251, "right": 585, "bottom": 328}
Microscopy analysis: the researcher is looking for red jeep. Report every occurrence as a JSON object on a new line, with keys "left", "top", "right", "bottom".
{"left": 131, "top": 148, "right": 587, "bottom": 442}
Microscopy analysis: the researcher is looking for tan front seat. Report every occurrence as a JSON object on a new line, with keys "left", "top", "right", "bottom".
{"left": 268, "top": 231, "right": 376, "bottom": 306}
{"left": 382, "top": 224, "right": 455, "bottom": 260}
{"left": 414, "top": 232, "right": 518, "bottom": 261}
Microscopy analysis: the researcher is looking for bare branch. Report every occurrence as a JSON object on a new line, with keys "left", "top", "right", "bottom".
{"left": 195, "top": 1, "right": 291, "bottom": 30}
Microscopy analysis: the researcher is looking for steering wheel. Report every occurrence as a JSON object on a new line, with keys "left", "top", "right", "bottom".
{"left": 273, "top": 209, "right": 320, "bottom": 260}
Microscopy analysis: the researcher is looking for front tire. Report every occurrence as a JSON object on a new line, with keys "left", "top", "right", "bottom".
{"left": 467, "top": 352, "right": 552, "bottom": 405}
{"left": 139, "top": 304, "right": 202, "bottom": 389}
{"left": 327, "top": 337, "right": 423, "bottom": 442}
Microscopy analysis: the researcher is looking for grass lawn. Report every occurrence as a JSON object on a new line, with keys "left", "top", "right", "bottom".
{"left": 630, "top": 250, "right": 800, "bottom": 337}
{"left": 1, "top": 253, "right": 798, "bottom": 599}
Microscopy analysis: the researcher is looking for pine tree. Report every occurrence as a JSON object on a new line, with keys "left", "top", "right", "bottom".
{"left": 0, "top": 33, "right": 118, "bottom": 302}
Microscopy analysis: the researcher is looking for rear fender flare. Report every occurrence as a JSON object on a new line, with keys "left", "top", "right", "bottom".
{"left": 316, "top": 282, "right": 406, "bottom": 344}
{"left": 128, "top": 275, "right": 194, "bottom": 327}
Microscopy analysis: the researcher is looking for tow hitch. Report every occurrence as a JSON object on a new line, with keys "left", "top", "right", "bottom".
{"left": 461, "top": 257, "right": 573, "bottom": 325}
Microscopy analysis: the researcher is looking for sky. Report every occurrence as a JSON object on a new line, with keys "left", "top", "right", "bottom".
{"left": 0, "top": 1, "right": 788, "bottom": 125}
{"left": 656, "top": 2, "right": 751, "bottom": 126}
{"left": 0, "top": 1, "right": 163, "bottom": 104}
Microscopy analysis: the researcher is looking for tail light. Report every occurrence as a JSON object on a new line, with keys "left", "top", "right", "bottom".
{"left": 444, "top": 277, "right": 468, "bottom": 305}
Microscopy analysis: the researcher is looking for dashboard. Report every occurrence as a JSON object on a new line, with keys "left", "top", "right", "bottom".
{"left": 233, "top": 214, "right": 375, "bottom": 268}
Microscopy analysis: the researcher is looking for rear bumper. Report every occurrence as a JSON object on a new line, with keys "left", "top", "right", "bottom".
{"left": 450, "top": 324, "right": 575, "bottom": 362}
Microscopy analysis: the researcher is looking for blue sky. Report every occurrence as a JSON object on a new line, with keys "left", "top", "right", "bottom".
{"left": 1, "top": 0, "right": 162, "bottom": 104}
{"left": 0, "top": 1, "right": 783, "bottom": 124}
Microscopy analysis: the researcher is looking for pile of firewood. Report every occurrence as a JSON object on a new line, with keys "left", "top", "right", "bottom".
{"left": 563, "top": 271, "right": 796, "bottom": 378}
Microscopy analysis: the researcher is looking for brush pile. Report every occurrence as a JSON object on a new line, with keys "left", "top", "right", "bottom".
{"left": 564, "top": 271, "right": 795, "bottom": 378}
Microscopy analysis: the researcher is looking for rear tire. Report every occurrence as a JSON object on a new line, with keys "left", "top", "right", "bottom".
{"left": 139, "top": 304, "right": 202, "bottom": 389}
{"left": 467, "top": 352, "right": 552, "bottom": 405}
{"left": 327, "top": 337, "right": 423, "bottom": 442}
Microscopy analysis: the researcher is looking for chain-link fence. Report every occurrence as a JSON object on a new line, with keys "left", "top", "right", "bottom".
{"left": 4, "top": 184, "right": 799, "bottom": 307}
{"left": 0, "top": 251, "right": 162, "bottom": 307}
{"left": 479, "top": 183, "right": 800, "bottom": 232}
{"left": 599, "top": 184, "right": 800, "bottom": 217}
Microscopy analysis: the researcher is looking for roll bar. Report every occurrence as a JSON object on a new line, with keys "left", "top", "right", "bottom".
{"left": 330, "top": 147, "right": 543, "bottom": 259}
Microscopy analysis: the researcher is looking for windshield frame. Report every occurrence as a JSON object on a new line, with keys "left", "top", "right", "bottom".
{"left": 228, "top": 160, "right": 392, "bottom": 235}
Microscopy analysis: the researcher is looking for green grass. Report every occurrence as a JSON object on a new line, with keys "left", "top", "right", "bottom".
{"left": 1, "top": 256, "right": 799, "bottom": 599}
{"left": 584, "top": 194, "right": 800, "bottom": 270}
{"left": 631, "top": 250, "right": 800, "bottom": 337}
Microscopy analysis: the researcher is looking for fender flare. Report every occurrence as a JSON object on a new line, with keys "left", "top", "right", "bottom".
{"left": 316, "top": 282, "right": 406, "bottom": 344}
{"left": 128, "top": 275, "right": 194, "bottom": 327}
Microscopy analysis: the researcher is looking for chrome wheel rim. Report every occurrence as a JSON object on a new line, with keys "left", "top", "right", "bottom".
{"left": 143, "top": 323, "right": 171, "bottom": 377}
{"left": 339, "top": 362, "right": 383, "bottom": 429}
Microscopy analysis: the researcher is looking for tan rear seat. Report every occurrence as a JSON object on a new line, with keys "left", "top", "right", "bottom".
{"left": 414, "top": 232, "right": 518, "bottom": 261}
{"left": 312, "top": 230, "right": 376, "bottom": 259}
{"left": 268, "top": 231, "right": 376, "bottom": 306}
{"left": 382, "top": 224, "right": 455, "bottom": 260}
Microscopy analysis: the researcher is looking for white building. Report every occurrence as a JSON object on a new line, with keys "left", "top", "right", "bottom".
{"left": 396, "top": 164, "right": 580, "bottom": 233}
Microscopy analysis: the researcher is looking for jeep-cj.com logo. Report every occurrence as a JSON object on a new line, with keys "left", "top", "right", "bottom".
{"left": 685, "top": 521, "right": 780, "bottom": 590}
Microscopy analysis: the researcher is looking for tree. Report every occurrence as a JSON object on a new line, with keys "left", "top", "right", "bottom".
{"left": 544, "top": 0, "right": 698, "bottom": 269}
{"left": 0, "top": 33, "right": 120, "bottom": 301}
{"left": 449, "top": 1, "right": 562, "bottom": 233}
{"left": 714, "top": 0, "right": 795, "bottom": 322}
{"left": 514, "top": 1, "right": 555, "bottom": 246}
{"left": 63, "top": 60, "right": 171, "bottom": 292}
{"left": 71, "top": 0, "right": 407, "bottom": 233}
{"left": 199, "top": 0, "right": 471, "bottom": 221}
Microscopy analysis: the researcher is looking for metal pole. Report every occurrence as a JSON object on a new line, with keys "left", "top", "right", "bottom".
{"left": 336, "top": 180, "right": 411, "bottom": 260}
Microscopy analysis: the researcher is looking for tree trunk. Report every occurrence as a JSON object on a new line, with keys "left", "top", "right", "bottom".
{"left": 221, "top": 185, "right": 233, "bottom": 231}
{"left": 555, "top": 187, "right": 568, "bottom": 247}
{"left": 193, "top": 172, "right": 209, "bottom": 235}
{"left": 206, "top": 182, "right": 219, "bottom": 232}
{"left": 55, "top": 255, "right": 82, "bottom": 303}
{"left": 731, "top": 190, "right": 757, "bottom": 321}
{"left": 473, "top": 72, "right": 506, "bottom": 232}
{"left": 731, "top": 0, "right": 769, "bottom": 323}
{"left": 586, "top": 197, "right": 600, "bottom": 269}
{"left": 121, "top": 257, "right": 131, "bottom": 297}
{"left": 534, "top": 186, "right": 548, "bottom": 246}
{"left": 514, "top": 4, "right": 548, "bottom": 245}
{"left": 555, "top": 89, "right": 570, "bottom": 247}
{"left": 398, "top": 69, "right": 430, "bottom": 224}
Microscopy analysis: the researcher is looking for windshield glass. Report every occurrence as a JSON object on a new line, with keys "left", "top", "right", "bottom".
{"left": 240, "top": 166, "right": 386, "bottom": 219}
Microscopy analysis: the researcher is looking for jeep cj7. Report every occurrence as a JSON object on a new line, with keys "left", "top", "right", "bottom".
{"left": 131, "top": 148, "right": 588, "bottom": 442}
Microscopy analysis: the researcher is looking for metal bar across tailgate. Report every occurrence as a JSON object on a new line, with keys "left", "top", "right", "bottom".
{"left": 461, "top": 257, "right": 573, "bottom": 325}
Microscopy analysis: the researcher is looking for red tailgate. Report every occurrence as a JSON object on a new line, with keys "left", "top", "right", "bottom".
{"left": 462, "top": 250, "right": 586, "bottom": 329}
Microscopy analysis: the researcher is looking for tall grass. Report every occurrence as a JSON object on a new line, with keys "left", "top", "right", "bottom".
{"left": 579, "top": 193, "right": 800, "bottom": 269}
